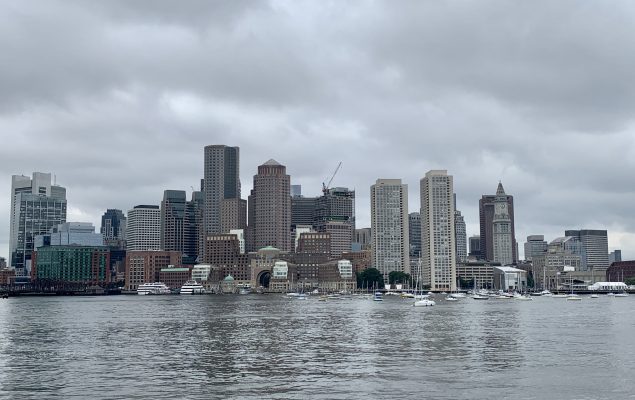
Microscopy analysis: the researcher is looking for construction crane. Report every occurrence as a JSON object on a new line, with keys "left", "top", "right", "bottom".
{"left": 322, "top": 161, "right": 342, "bottom": 194}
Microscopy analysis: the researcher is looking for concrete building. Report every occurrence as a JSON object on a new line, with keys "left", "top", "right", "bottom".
{"left": 453, "top": 194, "right": 467, "bottom": 263}
{"left": 532, "top": 237, "right": 582, "bottom": 290}
{"left": 468, "top": 235, "right": 481, "bottom": 259}
{"left": 420, "top": 170, "right": 456, "bottom": 292}
{"left": 100, "top": 209, "right": 126, "bottom": 249}
{"left": 564, "top": 230, "right": 609, "bottom": 271}
{"left": 524, "top": 235, "right": 548, "bottom": 261}
{"left": 220, "top": 198, "right": 247, "bottom": 234}
{"left": 456, "top": 260, "right": 501, "bottom": 290}
{"left": 479, "top": 183, "right": 517, "bottom": 263}
{"left": 191, "top": 264, "right": 212, "bottom": 285}
{"left": 314, "top": 187, "right": 355, "bottom": 257}
{"left": 408, "top": 212, "right": 421, "bottom": 258}
{"left": 492, "top": 266, "right": 527, "bottom": 291}
{"left": 9, "top": 172, "right": 67, "bottom": 275}
{"left": 248, "top": 159, "right": 291, "bottom": 252}
{"left": 371, "top": 179, "right": 409, "bottom": 283}
{"left": 609, "top": 250, "right": 622, "bottom": 264}
{"left": 492, "top": 183, "right": 514, "bottom": 266}
{"left": 32, "top": 245, "right": 110, "bottom": 285}
{"left": 353, "top": 228, "right": 372, "bottom": 251}
{"left": 124, "top": 250, "right": 181, "bottom": 291}
{"left": 203, "top": 145, "right": 241, "bottom": 235}
{"left": 126, "top": 205, "right": 161, "bottom": 252}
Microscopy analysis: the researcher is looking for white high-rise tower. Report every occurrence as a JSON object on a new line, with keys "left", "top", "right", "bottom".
{"left": 492, "top": 182, "right": 513, "bottom": 265}
{"left": 421, "top": 170, "right": 456, "bottom": 292}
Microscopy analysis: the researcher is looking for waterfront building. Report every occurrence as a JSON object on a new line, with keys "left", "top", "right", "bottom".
{"left": 100, "top": 209, "right": 126, "bottom": 249}
{"left": 35, "top": 222, "right": 104, "bottom": 249}
{"left": 9, "top": 172, "right": 67, "bottom": 275}
{"left": 203, "top": 234, "right": 250, "bottom": 283}
{"left": 318, "top": 260, "right": 356, "bottom": 292}
{"left": 159, "top": 266, "right": 192, "bottom": 289}
{"left": 420, "top": 170, "right": 455, "bottom": 291}
{"left": 297, "top": 232, "right": 331, "bottom": 256}
{"left": 456, "top": 260, "right": 501, "bottom": 290}
{"left": 248, "top": 159, "right": 291, "bottom": 252}
{"left": 250, "top": 246, "right": 285, "bottom": 289}
{"left": 609, "top": 250, "right": 622, "bottom": 264}
{"left": 468, "top": 235, "right": 481, "bottom": 259}
{"left": 32, "top": 245, "right": 110, "bottom": 285}
{"left": 353, "top": 228, "right": 372, "bottom": 251}
{"left": 408, "top": 212, "right": 421, "bottom": 258}
{"left": 532, "top": 237, "right": 582, "bottom": 289}
{"left": 124, "top": 250, "right": 181, "bottom": 290}
{"left": 342, "top": 250, "right": 372, "bottom": 275}
{"left": 126, "top": 205, "right": 161, "bottom": 251}
{"left": 564, "top": 229, "right": 609, "bottom": 271}
{"left": 492, "top": 266, "right": 527, "bottom": 291}
{"left": 606, "top": 261, "right": 635, "bottom": 282}
{"left": 191, "top": 264, "right": 212, "bottom": 284}
{"left": 524, "top": 235, "right": 548, "bottom": 261}
{"left": 0, "top": 267, "right": 16, "bottom": 285}
{"left": 314, "top": 187, "right": 355, "bottom": 257}
{"left": 492, "top": 183, "right": 514, "bottom": 266}
{"left": 453, "top": 194, "right": 467, "bottom": 263}
{"left": 203, "top": 145, "right": 241, "bottom": 235}
{"left": 370, "top": 179, "right": 410, "bottom": 283}
{"left": 479, "top": 183, "right": 517, "bottom": 263}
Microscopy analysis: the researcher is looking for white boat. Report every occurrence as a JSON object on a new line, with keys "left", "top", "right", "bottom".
{"left": 449, "top": 292, "right": 466, "bottom": 298}
{"left": 614, "top": 292, "right": 629, "bottom": 297}
{"left": 539, "top": 290, "right": 553, "bottom": 297}
{"left": 607, "top": 292, "right": 615, "bottom": 296}
{"left": 590, "top": 294, "right": 599, "bottom": 298}
{"left": 551, "top": 294, "right": 568, "bottom": 298}
{"left": 514, "top": 293, "right": 533, "bottom": 301}
{"left": 445, "top": 296, "right": 458, "bottom": 302}
{"left": 373, "top": 292, "right": 383, "bottom": 302}
{"left": 566, "top": 294, "right": 582, "bottom": 301}
{"left": 180, "top": 280, "right": 205, "bottom": 295}
{"left": 413, "top": 299, "right": 436, "bottom": 307}
{"left": 472, "top": 295, "right": 489, "bottom": 300}
{"left": 137, "top": 282, "right": 171, "bottom": 295}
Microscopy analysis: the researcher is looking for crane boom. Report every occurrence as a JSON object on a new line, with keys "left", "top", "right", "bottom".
{"left": 323, "top": 161, "right": 342, "bottom": 194}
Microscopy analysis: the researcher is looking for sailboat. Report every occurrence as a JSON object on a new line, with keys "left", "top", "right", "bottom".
{"left": 413, "top": 260, "right": 435, "bottom": 307}
{"left": 566, "top": 274, "right": 581, "bottom": 301}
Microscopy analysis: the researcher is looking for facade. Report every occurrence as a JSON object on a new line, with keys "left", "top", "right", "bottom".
{"left": 479, "top": 184, "right": 517, "bottom": 263}
{"left": 9, "top": 173, "right": 67, "bottom": 275}
{"left": 468, "top": 235, "right": 481, "bottom": 258}
{"left": 126, "top": 205, "right": 161, "bottom": 251}
{"left": 370, "top": 179, "right": 409, "bottom": 282}
{"left": 353, "top": 228, "right": 372, "bottom": 251}
{"left": 32, "top": 245, "right": 110, "bottom": 285}
{"left": 456, "top": 261, "right": 500, "bottom": 290}
{"left": 453, "top": 194, "right": 467, "bottom": 263}
{"left": 524, "top": 235, "right": 548, "bottom": 261}
{"left": 291, "top": 185, "right": 302, "bottom": 197}
{"left": 220, "top": 198, "right": 247, "bottom": 234}
{"left": 408, "top": 212, "right": 421, "bottom": 258}
{"left": 293, "top": 225, "right": 314, "bottom": 251}
{"left": 100, "top": 209, "right": 126, "bottom": 249}
{"left": 492, "top": 183, "right": 514, "bottom": 266}
{"left": 564, "top": 230, "right": 609, "bottom": 271}
{"left": 606, "top": 261, "right": 635, "bottom": 282}
{"left": 159, "top": 267, "right": 192, "bottom": 289}
{"left": 248, "top": 159, "right": 291, "bottom": 252}
{"left": 35, "top": 222, "right": 104, "bottom": 249}
{"left": 124, "top": 250, "right": 181, "bottom": 290}
{"left": 187, "top": 190, "right": 205, "bottom": 263}
{"left": 0, "top": 268, "right": 16, "bottom": 285}
{"left": 203, "top": 234, "right": 250, "bottom": 283}
{"left": 532, "top": 237, "right": 582, "bottom": 289}
{"left": 191, "top": 264, "right": 212, "bottom": 284}
{"left": 420, "top": 170, "right": 456, "bottom": 292}
{"left": 160, "top": 190, "right": 187, "bottom": 254}
{"left": 291, "top": 196, "right": 317, "bottom": 228}
{"left": 314, "top": 187, "right": 355, "bottom": 257}
{"left": 492, "top": 266, "right": 527, "bottom": 291}
{"left": 609, "top": 250, "right": 622, "bottom": 264}
{"left": 204, "top": 145, "right": 241, "bottom": 235}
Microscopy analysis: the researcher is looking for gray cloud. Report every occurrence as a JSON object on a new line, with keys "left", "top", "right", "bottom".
{"left": 1, "top": 0, "right": 635, "bottom": 261}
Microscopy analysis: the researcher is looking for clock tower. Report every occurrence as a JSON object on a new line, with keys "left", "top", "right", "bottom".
{"left": 492, "top": 182, "right": 513, "bottom": 265}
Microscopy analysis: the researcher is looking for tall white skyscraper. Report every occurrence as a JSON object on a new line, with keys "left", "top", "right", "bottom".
{"left": 126, "top": 205, "right": 161, "bottom": 251}
{"left": 492, "top": 182, "right": 513, "bottom": 265}
{"left": 420, "top": 170, "right": 456, "bottom": 292}
{"left": 370, "top": 179, "right": 409, "bottom": 283}
{"left": 9, "top": 172, "right": 67, "bottom": 275}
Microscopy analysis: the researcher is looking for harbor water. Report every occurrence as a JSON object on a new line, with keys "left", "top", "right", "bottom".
{"left": 0, "top": 294, "right": 634, "bottom": 399}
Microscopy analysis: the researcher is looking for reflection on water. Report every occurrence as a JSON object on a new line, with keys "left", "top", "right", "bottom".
{"left": 0, "top": 295, "right": 634, "bottom": 399}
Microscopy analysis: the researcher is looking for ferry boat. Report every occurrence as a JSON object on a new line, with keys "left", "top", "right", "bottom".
{"left": 137, "top": 282, "right": 171, "bottom": 295}
{"left": 180, "top": 280, "right": 205, "bottom": 295}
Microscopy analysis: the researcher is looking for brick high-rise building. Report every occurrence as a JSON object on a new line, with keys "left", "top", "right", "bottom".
{"left": 248, "top": 159, "right": 291, "bottom": 252}
{"left": 203, "top": 145, "right": 240, "bottom": 235}
{"left": 220, "top": 198, "right": 247, "bottom": 234}
{"left": 479, "top": 182, "right": 517, "bottom": 263}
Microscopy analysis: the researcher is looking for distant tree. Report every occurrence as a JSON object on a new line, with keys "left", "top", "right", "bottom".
{"left": 625, "top": 277, "right": 635, "bottom": 286}
{"left": 388, "top": 271, "right": 411, "bottom": 284}
{"left": 357, "top": 268, "right": 384, "bottom": 289}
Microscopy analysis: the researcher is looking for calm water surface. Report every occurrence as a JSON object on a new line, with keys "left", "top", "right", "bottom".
{"left": 0, "top": 294, "right": 634, "bottom": 399}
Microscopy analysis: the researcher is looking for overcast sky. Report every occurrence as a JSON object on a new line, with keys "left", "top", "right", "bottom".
{"left": 2, "top": 0, "right": 634, "bottom": 261}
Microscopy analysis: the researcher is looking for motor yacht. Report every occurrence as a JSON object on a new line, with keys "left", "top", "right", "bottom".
{"left": 137, "top": 282, "right": 171, "bottom": 295}
{"left": 180, "top": 280, "right": 205, "bottom": 295}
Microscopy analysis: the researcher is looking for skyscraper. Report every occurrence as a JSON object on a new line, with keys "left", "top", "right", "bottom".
{"left": 161, "top": 190, "right": 187, "bottom": 253}
{"left": 315, "top": 187, "right": 355, "bottom": 258}
{"left": 203, "top": 145, "right": 240, "bottom": 235}
{"left": 421, "top": 170, "right": 456, "bottom": 292}
{"left": 370, "top": 179, "right": 409, "bottom": 283}
{"left": 468, "top": 235, "right": 481, "bottom": 258}
{"left": 564, "top": 229, "right": 609, "bottom": 270}
{"left": 126, "top": 205, "right": 161, "bottom": 251}
{"left": 408, "top": 212, "right": 421, "bottom": 258}
{"left": 492, "top": 183, "right": 513, "bottom": 265}
{"left": 248, "top": 159, "right": 291, "bottom": 252}
{"left": 453, "top": 194, "right": 467, "bottom": 263}
{"left": 479, "top": 182, "right": 517, "bottom": 263}
{"left": 100, "top": 209, "right": 126, "bottom": 249}
{"left": 9, "top": 172, "right": 67, "bottom": 275}
{"left": 524, "top": 235, "right": 547, "bottom": 261}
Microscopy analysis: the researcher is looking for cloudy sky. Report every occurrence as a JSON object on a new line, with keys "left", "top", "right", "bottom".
{"left": 2, "top": 0, "right": 634, "bottom": 261}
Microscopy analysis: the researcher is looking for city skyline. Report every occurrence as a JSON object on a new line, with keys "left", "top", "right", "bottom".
{"left": 2, "top": 2, "right": 635, "bottom": 260}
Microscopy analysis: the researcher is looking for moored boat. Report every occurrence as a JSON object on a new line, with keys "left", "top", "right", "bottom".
{"left": 180, "top": 280, "right": 205, "bottom": 295}
{"left": 137, "top": 282, "right": 171, "bottom": 295}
